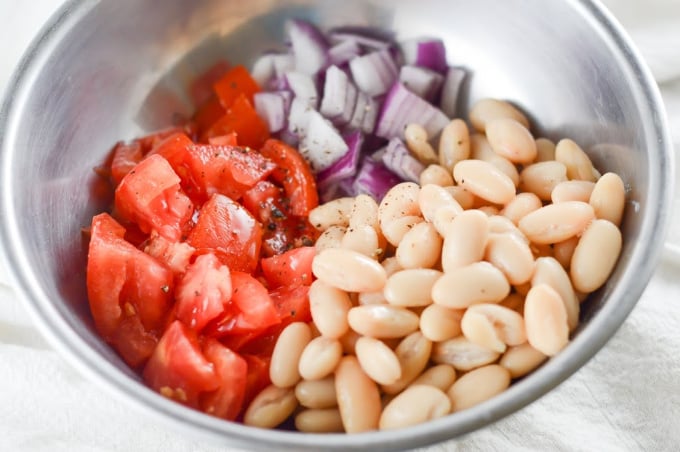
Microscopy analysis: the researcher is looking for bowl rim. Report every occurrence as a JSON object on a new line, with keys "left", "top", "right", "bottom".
{"left": 0, "top": 0, "right": 675, "bottom": 450}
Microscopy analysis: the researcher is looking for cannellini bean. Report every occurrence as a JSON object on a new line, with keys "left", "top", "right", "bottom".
{"left": 420, "top": 164, "right": 454, "bottom": 187}
{"left": 432, "top": 336, "right": 500, "bottom": 371}
{"left": 500, "top": 343, "right": 548, "bottom": 378}
{"left": 295, "top": 377, "right": 337, "bottom": 409}
{"left": 463, "top": 303, "right": 526, "bottom": 350}
{"left": 358, "top": 291, "right": 388, "bottom": 305}
{"left": 432, "top": 262, "right": 510, "bottom": 309}
{"left": 485, "top": 232, "right": 535, "bottom": 285}
{"left": 349, "top": 194, "right": 380, "bottom": 229}
{"left": 270, "top": 322, "right": 312, "bottom": 388}
{"left": 243, "top": 385, "right": 298, "bottom": 428}
{"left": 315, "top": 225, "right": 346, "bottom": 252}
{"left": 555, "top": 138, "right": 597, "bottom": 181}
{"left": 589, "top": 172, "right": 626, "bottom": 226}
{"left": 355, "top": 337, "right": 402, "bottom": 385}
{"left": 535, "top": 137, "right": 556, "bottom": 162}
{"left": 486, "top": 118, "right": 537, "bottom": 164}
{"left": 445, "top": 185, "right": 476, "bottom": 210}
{"left": 551, "top": 180, "right": 596, "bottom": 203}
{"left": 432, "top": 205, "right": 461, "bottom": 238}
{"left": 524, "top": 284, "right": 569, "bottom": 356}
{"left": 478, "top": 205, "right": 500, "bottom": 216}
{"left": 441, "top": 209, "right": 489, "bottom": 272}
{"left": 448, "top": 365, "right": 511, "bottom": 412}
{"left": 313, "top": 248, "right": 387, "bottom": 292}
{"left": 418, "top": 184, "right": 463, "bottom": 223}
{"left": 295, "top": 408, "right": 344, "bottom": 433}
{"left": 379, "top": 385, "right": 451, "bottom": 430}
{"left": 339, "top": 329, "right": 361, "bottom": 355}
{"left": 519, "top": 161, "right": 568, "bottom": 200}
{"left": 378, "top": 182, "right": 421, "bottom": 226}
{"left": 553, "top": 236, "right": 579, "bottom": 269}
{"left": 309, "top": 280, "right": 352, "bottom": 339}
{"left": 335, "top": 356, "right": 382, "bottom": 433}
{"left": 309, "top": 197, "right": 354, "bottom": 231}
{"left": 381, "top": 332, "right": 432, "bottom": 394}
{"left": 384, "top": 269, "right": 442, "bottom": 307}
{"left": 453, "top": 159, "right": 516, "bottom": 205}
{"left": 469, "top": 99, "right": 530, "bottom": 133}
{"left": 501, "top": 192, "right": 543, "bottom": 225}
{"left": 419, "top": 303, "right": 464, "bottom": 341}
{"left": 411, "top": 364, "right": 457, "bottom": 391}
{"left": 381, "top": 256, "right": 403, "bottom": 276}
{"left": 518, "top": 201, "right": 595, "bottom": 244}
{"left": 341, "top": 224, "right": 382, "bottom": 258}
{"left": 469, "top": 133, "right": 520, "bottom": 185}
{"left": 532, "top": 257, "right": 580, "bottom": 332}
{"left": 570, "top": 219, "right": 622, "bottom": 293}
{"left": 396, "top": 222, "right": 442, "bottom": 269}
{"left": 488, "top": 214, "right": 523, "bottom": 236}
{"left": 405, "top": 123, "right": 439, "bottom": 164}
{"left": 439, "top": 119, "right": 471, "bottom": 171}
{"left": 381, "top": 215, "right": 424, "bottom": 247}
{"left": 298, "top": 336, "right": 343, "bottom": 380}
{"left": 348, "top": 305, "right": 420, "bottom": 338}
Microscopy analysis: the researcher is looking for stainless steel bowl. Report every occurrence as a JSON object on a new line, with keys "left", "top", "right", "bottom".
{"left": 0, "top": 0, "right": 674, "bottom": 450}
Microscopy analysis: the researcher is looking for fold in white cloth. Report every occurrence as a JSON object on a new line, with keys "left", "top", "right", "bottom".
{"left": 1, "top": 1, "right": 679, "bottom": 451}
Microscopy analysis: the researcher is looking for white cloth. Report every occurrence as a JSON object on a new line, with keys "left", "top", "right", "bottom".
{"left": 1, "top": 1, "right": 679, "bottom": 451}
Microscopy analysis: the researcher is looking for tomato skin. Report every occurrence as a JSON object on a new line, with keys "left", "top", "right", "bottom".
{"left": 203, "top": 95, "right": 270, "bottom": 149}
{"left": 143, "top": 231, "right": 195, "bottom": 275}
{"left": 261, "top": 246, "right": 315, "bottom": 289}
{"left": 260, "top": 139, "right": 319, "bottom": 217}
{"left": 200, "top": 339, "right": 247, "bottom": 421}
{"left": 111, "top": 315, "right": 159, "bottom": 368}
{"left": 114, "top": 154, "right": 194, "bottom": 242}
{"left": 270, "top": 285, "right": 312, "bottom": 326}
{"left": 213, "top": 65, "right": 260, "bottom": 110}
{"left": 187, "top": 194, "right": 263, "bottom": 273}
{"left": 176, "top": 253, "right": 232, "bottom": 332}
{"left": 144, "top": 321, "right": 221, "bottom": 408}
{"left": 87, "top": 213, "right": 174, "bottom": 338}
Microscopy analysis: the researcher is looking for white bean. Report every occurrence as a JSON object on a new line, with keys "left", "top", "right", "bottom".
{"left": 524, "top": 284, "right": 569, "bottom": 356}
{"left": 405, "top": 123, "right": 439, "bottom": 164}
{"left": 315, "top": 225, "right": 346, "bottom": 252}
{"left": 589, "top": 172, "right": 626, "bottom": 226}
{"left": 420, "top": 164, "right": 454, "bottom": 187}
{"left": 384, "top": 269, "right": 442, "bottom": 307}
{"left": 355, "top": 337, "right": 402, "bottom": 385}
{"left": 469, "top": 99, "right": 530, "bottom": 133}
{"left": 309, "top": 280, "right": 352, "bottom": 339}
{"left": 313, "top": 248, "right": 387, "bottom": 292}
{"left": 551, "top": 180, "right": 596, "bottom": 203}
{"left": 295, "top": 377, "right": 337, "bottom": 409}
{"left": 380, "top": 385, "right": 451, "bottom": 430}
{"left": 555, "top": 139, "right": 597, "bottom": 181}
{"left": 570, "top": 219, "right": 622, "bottom": 293}
{"left": 535, "top": 137, "right": 556, "bottom": 162}
{"left": 453, "top": 159, "right": 516, "bottom": 205}
{"left": 501, "top": 192, "right": 542, "bottom": 225}
{"left": 410, "top": 364, "right": 457, "bottom": 392}
{"left": 439, "top": 119, "right": 471, "bottom": 171}
{"left": 419, "top": 304, "right": 464, "bottom": 342}
{"left": 486, "top": 118, "right": 537, "bottom": 164}
{"left": 485, "top": 232, "right": 535, "bottom": 285}
{"left": 432, "top": 336, "right": 500, "bottom": 371}
{"left": 519, "top": 161, "right": 568, "bottom": 200}
{"left": 309, "top": 197, "right": 355, "bottom": 231}
{"left": 532, "top": 257, "right": 580, "bottom": 332}
{"left": 448, "top": 365, "right": 510, "bottom": 412}
{"left": 500, "top": 343, "right": 547, "bottom": 378}
{"left": 243, "top": 385, "right": 297, "bottom": 428}
{"left": 461, "top": 304, "right": 527, "bottom": 353}
{"left": 432, "top": 261, "right": 511, "bottom": 309}
{"left": 348, "top": 305, "right": 420, "bottom": 338}
{"left": 270, "top": 323, "right": 312, "bottom": 388}
{"left": 295, "top": 408, "right": 344, "bottom": 433}
{"left": 381, "top": 332, "right": 432, "bottom": 394}
{"left": 518, "top": 201, "right": 595, "bottom": 244}
{"left": 298, "top": 336, "right": 343, "bottom": 380}
{"left": 441, "top": 209, "right": 489, "bottom": 272}
{"left": 334, "top": 356, "right": 382, "bottom": 433}
{"left": 396, "top": 222, "right": 442, "bottom": 269}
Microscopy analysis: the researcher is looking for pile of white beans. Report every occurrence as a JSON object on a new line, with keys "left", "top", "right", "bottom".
{"left": 242, "top": 98, "right": 626, "bottom": 433}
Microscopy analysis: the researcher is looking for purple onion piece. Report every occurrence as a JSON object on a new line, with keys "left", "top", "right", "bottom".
{"left": 349, "top": 49, "right": 399, "bottom": 97}
{"left": 316, "top": 130, "right": 364, "bottom": 187}
{"left": 400, "top": 38, "right": 448, "bottom": 73}
{"left": 382, "top": 137, "right": 425, "bottom": 183}
{"left": 328, "top": 39, "right": 362, "bottom": 66}
{"left": 299, "top": 110, "right": 349, "bottom": 171}
{"left": 285, "top": 71, "right": 319, "bottom": 109}
{"left": 440, "top": 66, "right": 466, "bottom": 117}
{"left": 375, "top": 82, "right": 450, "bottom": 140}
{"left": 254, "top": 92, "right": 287, "bottom": 133}
{"left": 353, "top": 157, "right": 403, "bottom": 201}
{"left": 287, "top": 19, "right": 329, "bottom": 76}
{"left": 398, "top": 65, "right": 444, "bottom": 102}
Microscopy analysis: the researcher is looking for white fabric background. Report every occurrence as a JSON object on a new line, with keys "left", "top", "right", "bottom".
{"left": 1, "top": 1, "right": 679, "bottom": 451}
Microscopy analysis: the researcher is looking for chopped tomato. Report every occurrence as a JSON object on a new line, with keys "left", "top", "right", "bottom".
{"left": 260, "top": 139, "right": 319, "bottom": 217}
{"left": 87, "top": 213, "right": 173, "bottom": 335}
{"left": 187, "top": 194, "right": 262, "bottom": 272}
{"left": 111, "top": 315, "right": 159, "bottom": 368}
{"left": 208, "top": 132, "right": 238, "bottom": 146}
{"left": 190, "top": 60, "right": 231, "bottom": 106}
{"left": 213, "top": 65, "right": 260, "bottom": 110}
{"left": 204, "top": 272, "right": 280, "bottom": 338}
{"left": 137, "top": 126, "right": 189, "bottom": 152}
{"left": 261, "top": 246, "right": 315, "bottom": 288}
{"left": 176, "top": 253, "right": 232, "bottom": 332}
{"left": 114, "top": 154, "right": 194, "bottom": 242}
{"left": 270, "top": 285, "right": 312, "bottom": 327}
{"left": 191, "top": 96, "right": 226, "bottom": 137}
{"left": 143, "top": 231, "right": 195, "bottom": 275}
{"left": 203, "top": 95, "right": 269, "bottom": 149}
{"left": 200, "top": 339, "right": 247, "bottom": 421}
{"left": 143, "top": 321, "right": 220, "bottom": 408}
{"left": 110, "top": 141, "right": 143, "bottom": 186}
{"left": 241, "top": 354, "right": 271, "bottom": 410}
{"left": 242, "top": 181, "right": 318, "bottom": 257}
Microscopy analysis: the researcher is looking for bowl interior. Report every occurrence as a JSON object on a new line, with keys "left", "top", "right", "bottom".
{"left": 0, "top": 0, "right": 672, "bottom": 450}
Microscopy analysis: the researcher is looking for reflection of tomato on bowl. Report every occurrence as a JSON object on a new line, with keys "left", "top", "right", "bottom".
{"left": 0, "top": 0, "right": 674, "bottom": 450}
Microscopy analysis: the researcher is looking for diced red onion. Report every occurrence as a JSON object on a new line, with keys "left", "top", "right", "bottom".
{"left": 288, "top": 97, "right": 314, "bottom": 137}
{"left": 353, "top": 157, "right": 402, "bottom": 201}
{"left": 287, "top": 19, "right": 329, "bottom": 76}
{"left": 349, "top": 49, "right": 399, "bottom": 97}
{"left": 400, "top": 38, "right": 448, "bottom": 74}
{"left": 254, "top": 91, "right": 290, "bottom": 133}
{"left": 299, "top": 110, "right": 349, "bottom": 171}
{"left": 285, "top": 71, "right": 319, "bottom": 108}
{"left": 440, "top": 66, "right": 466, "bottom": 117}
{"left": 329, "top": 39, "right": 362, "bottom": 66}
{"left": 398, "top": 65, "right": 444, "bottom": 102}
{"left": 251, "top": 54, "right": 276, "bottom": 87}
{"left": 316, "top": 130, "right": 364, "bottom": 187}
{"left": 329, "top": 32, "right": 393, "bottom": 51}
{"left": 382, "top": 137, "right": 425, "bottom": 182}
{"left": 320, "top": 66, "right": 352, "bottom": 120}
{"left": 375, "top": 82, "right": 449, "bottom": 140}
